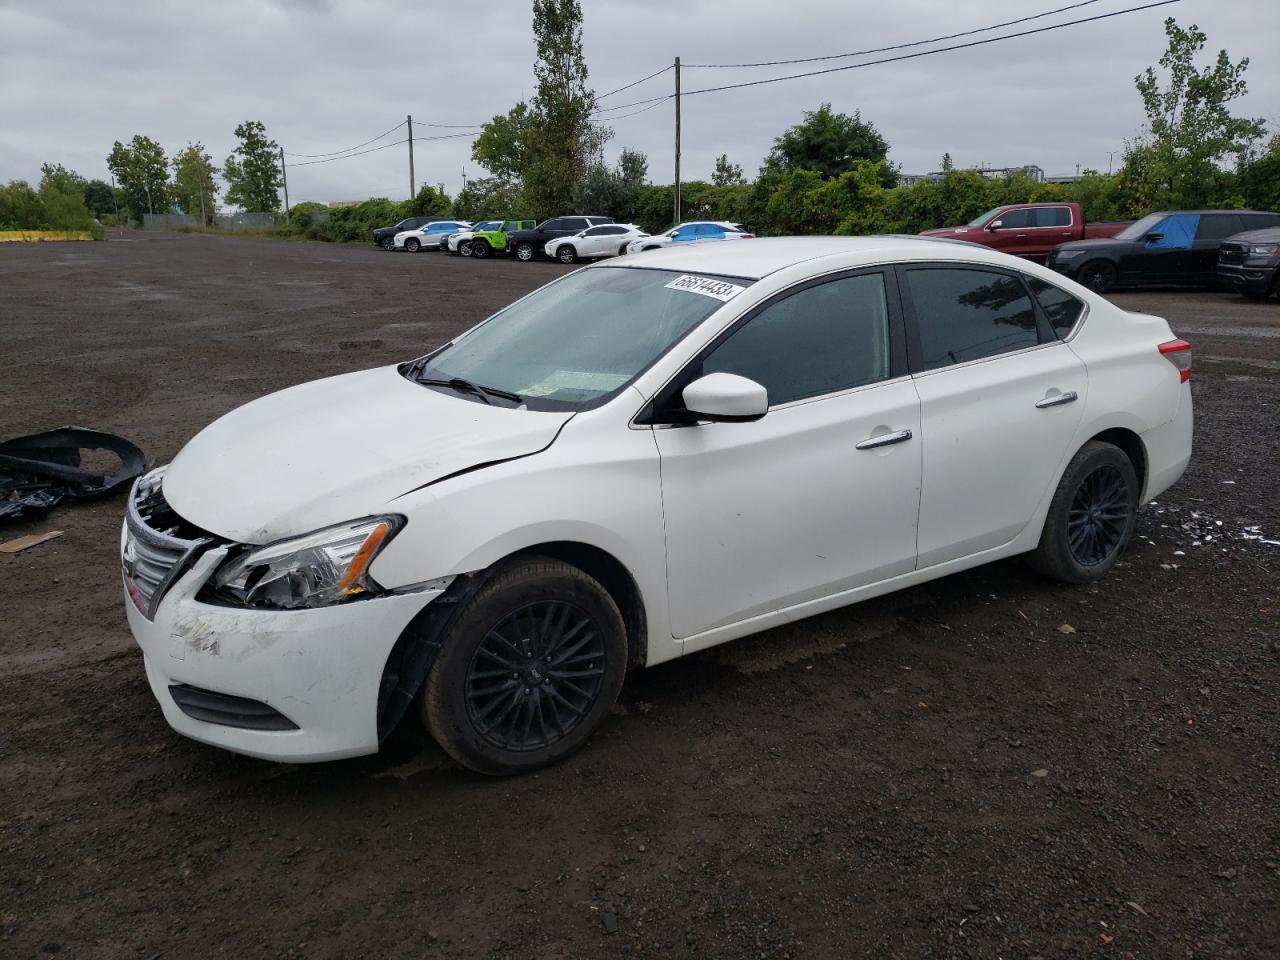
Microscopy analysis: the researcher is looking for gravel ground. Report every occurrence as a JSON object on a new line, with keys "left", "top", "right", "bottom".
{"left": 1, "top": 232, "right": 1278, "bottom": 959}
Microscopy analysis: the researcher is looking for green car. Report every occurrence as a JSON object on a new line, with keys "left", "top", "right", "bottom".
{"left": 469, "top": 219, "right": 535, "bottom": 259}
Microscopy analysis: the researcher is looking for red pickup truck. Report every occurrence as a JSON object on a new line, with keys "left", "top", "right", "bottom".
{"left": 919, "top": 202, "right": 1129, "bottom": 262}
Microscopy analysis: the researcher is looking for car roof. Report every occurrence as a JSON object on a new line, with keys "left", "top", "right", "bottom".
{"left": 599, "top": 235, "right": 1017, "bottom": 280}
{"left": 1147, "top": 209, "right": 1279, "bottom": 216}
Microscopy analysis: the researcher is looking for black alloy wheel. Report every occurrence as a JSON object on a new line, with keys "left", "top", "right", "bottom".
{"left": 1066, "top": 464, "right": 1130, "bottom": 566}
{"left": 464, "top": 600, "right": 606, "bottom": 752}
{"left": 472, "top": 240, "right": 491, "bottom": 259}
{"left": 1079, "top": 259, "right": 1117, "bottom": 293}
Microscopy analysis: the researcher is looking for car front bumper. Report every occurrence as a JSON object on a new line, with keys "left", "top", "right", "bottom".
{"left": 1216, "top": 262, "right": 1276, "bottom": 296}
{"left": 124, "top": 545, "right": 444, "bottom": 762}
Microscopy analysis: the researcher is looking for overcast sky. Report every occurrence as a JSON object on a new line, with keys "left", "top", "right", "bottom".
{"left": 1, "top": 0, "right": 1277, "bottom": 206}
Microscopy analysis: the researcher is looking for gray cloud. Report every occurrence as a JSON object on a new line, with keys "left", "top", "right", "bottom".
{"left": 0, "top": 0, "right": 1275, "bottom": 205}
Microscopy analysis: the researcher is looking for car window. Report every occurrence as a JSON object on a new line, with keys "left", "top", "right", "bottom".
{"left": 1195, "top": 214, "right": 1244, "bottom": 241}
{"left": 696, "top": 224, "right": 726, "bottom": 238}
{"left": 905, "top": 268, "right": 1040, "bottom": 371}
{"left": 1242, "top": 213, "right": 1280, "bottom": 230}
{"left": 540, "top": 219, "right": 564, "bottom": 232}
{"left": 1026, "top": 276, "right": 1086, "bottom": 339}
{"left": 1147, "top": 214, "right": 1199, "bottom": 249}
{"left": 996, "top": 209, "right": 1034, "bottom": 229}
{"left": 702, "top": 273, "right": 891, "bottom": 406}
{"left": 1034, "top": 206, "right": 1071, "bottom": 227}
{"left": 582, "top": 226, "right": 611, "bottom": 237}
{"left": 672, "top": 225, "right": 697, "bottom": 239}
{"left": 600, "top": 226, "right": 628, "bottom": 235}
{"left": 563, "top": 218, "right": 589, "bottom": 231}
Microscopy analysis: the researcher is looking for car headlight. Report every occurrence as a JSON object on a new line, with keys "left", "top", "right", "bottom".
{"left": 1246, "top": 243, "right": 1279, "bottom": 257}
{"left": 1054, "top": 249, "right": 1086, "bottom": 260}
{"left": 209, "top": 516, "right": 403, "bottom": 610}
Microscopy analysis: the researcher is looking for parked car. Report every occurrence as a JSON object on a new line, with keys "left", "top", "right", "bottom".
{"left": 919, "top": 202, "right": 1128, "bottom": 261}
{"left": 466, "top": 219, "right": 536, "bottom": 259}
{"left": 446, "top": 220, "right": 503, "bottom": 257}
{"left": 121, "top": 236, "right": 1192, "bottom": 772}
{"left": 393, "top": 220, "right": 471, "bottom": 252}
{"left": 544, "top": 224, "right": 647, "bottom": 263}
{"left": 373, "top": 216, "right": 436, "bottom": 250}
{"left": 1048, "top": 209, "right": 1280, "bottom": 293}
{"left": 507, "top": 216, "right": 613, "bottom": 262}
{"left": 626, "top": 221, "right": 753, "bottom": 254}
{"left": 1217, "top": 226, "right": 1280, "bottom": 300}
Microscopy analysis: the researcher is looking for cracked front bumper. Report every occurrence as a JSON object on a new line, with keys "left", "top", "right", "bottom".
{"left": 125, "top": 547, "right": 444, "bottom": 762}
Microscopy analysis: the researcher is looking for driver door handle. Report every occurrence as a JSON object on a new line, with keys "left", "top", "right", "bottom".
{"left": 1035, "top": 391, "right": 1078, "bottom": 409}
{"left": 856, "top": 429, "right": 913, "bottom": 450}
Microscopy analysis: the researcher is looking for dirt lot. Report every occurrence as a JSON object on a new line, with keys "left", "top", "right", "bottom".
{"left": 2, "top": 233, "right": 1278, "bottom": 959}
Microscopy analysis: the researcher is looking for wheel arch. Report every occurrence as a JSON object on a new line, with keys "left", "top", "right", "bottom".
{"left": 1086, "top": 426, "right": 1148, "bottom": 497}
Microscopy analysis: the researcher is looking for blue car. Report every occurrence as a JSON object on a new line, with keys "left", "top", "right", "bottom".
{"left": 626, "top": 220, "right": 753, "bottom": 254}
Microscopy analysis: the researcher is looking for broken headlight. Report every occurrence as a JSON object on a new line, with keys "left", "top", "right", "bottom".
{"left": 209, "top": 516, "right": 403, "bottom": 610}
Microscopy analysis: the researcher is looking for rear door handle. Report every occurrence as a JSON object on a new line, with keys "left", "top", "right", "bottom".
{"left": 856, "top": 429, "right": 913, "bottom": 450}
{"left": 1035, "top": 391, "right": 1078, "bottom": 409}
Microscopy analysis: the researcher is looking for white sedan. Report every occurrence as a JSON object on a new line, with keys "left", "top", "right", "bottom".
{"left": 544, "top": 223, "right": 647, "bottom": 263}
{"left": 121, "top": 237, "right": 1192, "bottom": 773}
{"left": 626, "top": 220, "right": 754, "bottom": 254}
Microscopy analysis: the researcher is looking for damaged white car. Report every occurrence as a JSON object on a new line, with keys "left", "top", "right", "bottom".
{"left": 123, "top": 237, "right": 1192, "bottom": 773}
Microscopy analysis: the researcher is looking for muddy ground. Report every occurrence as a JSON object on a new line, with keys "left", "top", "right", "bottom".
{"left": 1, "top": 232, "right": 1278, "bottom": 959}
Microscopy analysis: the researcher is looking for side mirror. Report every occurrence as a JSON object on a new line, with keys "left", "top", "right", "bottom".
{"left": 987, "top": 220, "right": 1003, "bottom": 231}
{"left": 1145, "top": 232, "right": 1164, "bottom": 243}
{"left": 681, "top": 373, "right": 768, "bottom": 423}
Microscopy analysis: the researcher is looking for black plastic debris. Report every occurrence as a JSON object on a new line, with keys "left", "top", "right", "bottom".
{"left": 0, "top": 427, "right": 145, "bottom": 522}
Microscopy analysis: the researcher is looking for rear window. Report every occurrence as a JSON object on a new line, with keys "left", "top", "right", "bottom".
{"left": 1026, "top": 276, "right": 1086, "bottom": 339}
{"left": 906, "top": 268, "right": 1040, "bottom": 371}
{"left": 1034, "top": 207, "right": 1071, "bottom": 227}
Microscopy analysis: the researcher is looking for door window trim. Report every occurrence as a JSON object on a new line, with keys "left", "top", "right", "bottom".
{"left": 635, "top": 265, "right": 909, "bottom": 426}
{"left": 895, "top": 263, "right": 1058, "bottom": 376}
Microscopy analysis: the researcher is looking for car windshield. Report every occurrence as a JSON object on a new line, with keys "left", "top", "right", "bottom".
{"left": 1114, "top": 213, "right": 1167, "bottom": 241}
{"left": 411, "top": 267, "right": 752, "bottom": 411}
{"left": 474, "top": 221, "right": 500, "bottom": 231}
{"left": 966, "top": 207, "right": 1002, "bottom": 227}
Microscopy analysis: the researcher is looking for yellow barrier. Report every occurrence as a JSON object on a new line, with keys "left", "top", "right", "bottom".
{"left": 0, "top": 230, "right": 97, "bottom": 242}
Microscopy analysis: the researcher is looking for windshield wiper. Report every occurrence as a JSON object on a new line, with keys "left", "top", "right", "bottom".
{"left": 414, "top": 376, "right": 522, "bottom": 406}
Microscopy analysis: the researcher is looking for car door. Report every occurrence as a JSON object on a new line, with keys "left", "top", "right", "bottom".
{"left": 899, "top": 265, "right": 1087, "bottom": 568}
{"left": 985, "top": 208, "right": 1035, "bottom": 255}
{"left": 578, "top": 225, "right": 618, "bottom": 257}
{"left": 1131, "top": 213, "right": 1199, "bottom": 282}
{"left": 1190, "top": 214, "right": 1244, "bottom": 282}
{"left": 653, "top": 269, "right": 921, "bottom": 640}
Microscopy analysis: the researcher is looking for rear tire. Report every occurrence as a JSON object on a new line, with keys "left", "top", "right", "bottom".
{"left": 515, "top": 241, "right": 536, "bottom": 262}
{"left": 617, "top": 244, "right": 630, "bottom": 256}
{"left": 557, "top": 245, "right": 577, "bottom": 264}
{"left": 405, "top": 237, "right": 420, "bottom": 252}
{"left": 1078, "top": 259, "right": 1117, "bottom": 294}
{"left": 1027, "top": 441, "right": 1139, "bottom": 584}
{"left": 471, "top": 240, "right": 491, "bottom": 259}
{"left": 420, "top": 557, "right": 627, "bottom": 776}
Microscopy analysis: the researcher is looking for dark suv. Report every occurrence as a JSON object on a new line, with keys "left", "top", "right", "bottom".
{"left": 1048, "top": 209, "right": 1280, "bottom": 292}
{"left": 373, "top": 217, "right": 437, "bottom": 251}
{"left": 507, "top": 216, "right": 613, "bottom": 262}
{"left": 1218, "top": 227, "right": 1280, "bottom": 300}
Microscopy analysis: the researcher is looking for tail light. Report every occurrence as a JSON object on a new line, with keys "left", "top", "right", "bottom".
{"left": 1159, "top": 339, "right": 1192, "bottom": 382}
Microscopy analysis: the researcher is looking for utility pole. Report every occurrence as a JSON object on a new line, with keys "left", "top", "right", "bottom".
{"left": 673, "top": 56, "right": 682, "bottom": 225}
{"left": 407, "top": 114, "right": 415, "bottom": 200}
{"left": 279, "top": 146, "right": 290, "bottom": 217}
{"left": 1107, "top": 151, "right": 1116, "bottom": 175}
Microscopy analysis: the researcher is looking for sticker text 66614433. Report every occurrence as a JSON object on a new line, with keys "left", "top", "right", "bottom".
{"left": 663, "top": 275, "right": 747, "bottom": 302}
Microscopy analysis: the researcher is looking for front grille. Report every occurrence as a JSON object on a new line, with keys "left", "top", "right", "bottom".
{"left": 1219, "top": 244, "right": 1246, "bottom": 265}
{"left": 123, "top": 473, "right": 214, "bottom": 620}
{"left": 169, "top": 684, "right": 299, "bottom": 731}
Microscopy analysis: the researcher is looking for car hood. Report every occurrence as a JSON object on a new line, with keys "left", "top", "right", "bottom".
{"left": 1225, "top": 227, "right": 1280, "bottom": 244}
{"left": 163, "top": 365, "right": 573, "bottom": 544}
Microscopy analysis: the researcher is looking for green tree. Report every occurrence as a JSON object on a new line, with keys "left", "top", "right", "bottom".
{"left": 764, "top": 104, "right": 897, "bottom": 186}
{"left": 171, "top": 142, "right": 220, "bottom": 224}
{"left": 0, "top": 180, "right": 43, "bottom": 229}
{"left": 523, "top": 0, "right": 602, "bottom": 215}
{"left": 940, "top": 152, "right": 954, "bottom": 172}
{"left": 473, "top": 102, "right": 538, "bottom": 183}
{"left": 712, "top": 154, "right": 745, "bottom": 186}
{"left": 1127, "top": 18, "right": 1265, "bottom": 208}
{"left": 83, "top": 179, "right": 119, "bottom": 220}
{"left": 223, "top": 121, "right": 283, "bottom": 212}
{"left": 1236, "top": 134, "right": 1280, "bottom": 213}
{"left": 107, "top": 134, "right": 170, "bottom": 219}
{"left": 37, "top": 163, "right": 95, "bottom": 231}
{"left": 454, "top": 177, "right": 524, "bottom": 220}
{"left": 405, "top": 183, "right": 452, "bottom": 217}
{"left": 573, "top": 147, "right": 648, "bottom": 220}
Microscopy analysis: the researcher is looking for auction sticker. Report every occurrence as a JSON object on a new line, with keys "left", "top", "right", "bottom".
{"left": 664, "top": 274, "right": 746, "bottom": 302}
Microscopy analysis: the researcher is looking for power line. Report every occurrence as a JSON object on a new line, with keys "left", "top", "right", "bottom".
{"left": 596, "top": 63, "right": 673, "bottom": 101}
{"left": 285, "top": 138, "right": 409, "bottom": 167}
{"left": 589, "top": 99, "right": 668, "bottom": 123}
{"left": 599, "top": 0, "right": 1181, "bottom": 111}
{"left": 283, "top": 120, "right": 406, "bottom": 158}
{"left": 684, "top": 0, "right": 1103, "bottom": 68}
{"left": 411, "top": 120, "right": 486, "bottom": 129}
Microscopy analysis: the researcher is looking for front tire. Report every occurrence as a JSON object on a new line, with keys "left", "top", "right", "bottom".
{"left": 421, "top": 557, "right": 627, "bottom": 776}
{"left": 405, "top": 237, "right": 420, "bottom": 252}
{"left": 1027, "top": 441, "right": 1138, "bottom": 584}
{"left": 514, "top": 241, "right": 535, "bottom": 262}
{"left": 380, "top": 237, "right": 395, "bottom": 251}
{"left": 471, "top": 240, "right": 491, "bottom": 259}
{"left": 556, "top": 245, "right": 577, "bottom": 264}
{"left": 458, "top": 240, "right": 473, "bottom": 257}
{"left": 1078, "top": 259, "right": 1118, "bottom": 294}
